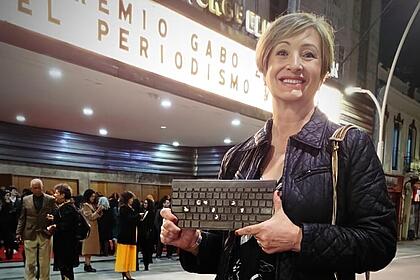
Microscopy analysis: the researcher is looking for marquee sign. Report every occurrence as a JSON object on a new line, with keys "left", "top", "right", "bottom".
{"left": 0, "top": 0, "right": 271, "bottom": 112}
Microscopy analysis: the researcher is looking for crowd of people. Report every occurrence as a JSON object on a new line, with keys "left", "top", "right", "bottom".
{"left": 0, "top": 178, "right": 175, "bottom": 280}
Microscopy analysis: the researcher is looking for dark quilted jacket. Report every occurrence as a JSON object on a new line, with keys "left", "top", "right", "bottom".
{"left": 180, "top": 108, "right": 397, "bottom": 280}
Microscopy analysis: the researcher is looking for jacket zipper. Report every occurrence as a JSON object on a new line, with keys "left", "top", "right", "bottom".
{"left": 293, "top": 166, "right": 331, "bottom": 183}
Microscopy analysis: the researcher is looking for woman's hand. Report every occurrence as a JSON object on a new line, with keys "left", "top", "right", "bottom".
{"left": 46, "top": 224, "right": 56, "bottom": 234}
{"left": 235, "top": 190, "right": 302, "bottom": 254}
{"left": 160, "top": 208, "right": 200, "bottom": 255}
{"left": 95, "top": 204, "right": 104, "bottom": 215}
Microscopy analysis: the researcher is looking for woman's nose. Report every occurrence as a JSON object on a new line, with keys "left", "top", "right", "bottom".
{"left": 286, "top": 54, "right": 303, "bottom": 72}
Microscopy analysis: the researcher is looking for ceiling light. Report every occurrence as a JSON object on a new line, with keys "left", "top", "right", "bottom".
{"left": 16, "top": 115, "right": 26, "bottom": 122}
{"left": 172, "top": 141, "right": 180, "bottom": 147}
{"left": 99, "top": 128, "right": 108, "bottom": 136}
{"left": 231, "top": 119, "right": 241, "bottom": 126}
{"left": 83, "top": 107, "right": 93, "bottom": 116}
{"left": 161, "top": 99, "right": 172, "bottom": 108}
{"left": 160, "top": 125, "right": 167, "bottom": 129}
{"left": 48, "top": 67, "right": 62, "bottom": 79}
{"left": 224, "top": 138, "right": 232, "bottom": 144}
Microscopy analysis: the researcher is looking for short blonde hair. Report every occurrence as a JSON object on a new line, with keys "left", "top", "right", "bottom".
{"left": 256, "top": 12, "right": 335, "bottom": 78}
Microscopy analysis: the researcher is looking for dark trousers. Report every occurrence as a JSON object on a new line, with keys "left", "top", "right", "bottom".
{"left": 60, "top": 267, "right": 74, "bottom": 280}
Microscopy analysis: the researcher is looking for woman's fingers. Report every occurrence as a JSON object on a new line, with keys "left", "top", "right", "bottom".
{"left": 160, "top": 215, "right": 182, "bottom": 246}
{"left": 160, "top": 208, "right": 178, "bottom": 222}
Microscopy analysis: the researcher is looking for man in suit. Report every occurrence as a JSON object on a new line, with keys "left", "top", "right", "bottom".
{"left": 16, "top": 179, "right": 56, "bottom": 280}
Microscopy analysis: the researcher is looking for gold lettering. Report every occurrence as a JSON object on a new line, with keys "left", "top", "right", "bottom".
{"left": 191, "top": 34, "right": 198, "bottom": 51}
{"left": 191, "top": 58, "right": 198, "bottom": 75}
{"left": 196, "top": 0, "right": 209, "bottom": 8}
{"left": 119, "top": 0, "right": 132, "bottom": 24}
{"left": 209, "top": 0, "right": 222, "bottom": 16}
{"left": 264, "top": 86, "right": 269, "bottom": 101}
{"left": 160, "top": 44, "right": 164, "bottom": 63}
{"left": 158, "top": 19, "right": 167, "bottom": 38}
{"left": 232, "top": 53, "right": 238, "bottom": 67}
{"left": 243, "top": 79, "right": 249, "bottom": 93}
{"left": 139, "top": 36, "right": 149, "bottom": 58}
{"left": 206, "top": 41, "right": 212, "bottom": 58}
{"left": 230, "top": 74, "right": 238, "bottom": 90}
{"left": 207, "top": 64, "right": 210, "bottom": 80}
{"left": 18, "top": 0, "right": 32, "bottom": 15}
{"left": 175, "top": 52, "right": 183, "bottom": 69}
{"left": 219, "top": 69, "right": 225, "bottom": 85}
{"left": 97, "top": 19, "right": 109, "bottom": 41}
{"left": 221, "top": 0, "right": 233, "bottom": 21}
{"left": 99, "top": 0, "right": 109, "bottom": 15}
{"left": 142, "top": 9, "right": 146, "bottom": 30}
{"left": 119, "top": 28, "right": 129, "bottom": 51}
{"left": 234, "top": 4, "right": 244, "bottom": 24}
{"left": 48, "top": 0, "right": 60, "bottom": 25}
{"left": 220, "top": 47, "right": 226, "bottom": 63}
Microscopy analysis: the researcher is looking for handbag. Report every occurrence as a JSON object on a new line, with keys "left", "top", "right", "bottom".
{"left": 330, "top": 125, "right": 370, "bottom": 280}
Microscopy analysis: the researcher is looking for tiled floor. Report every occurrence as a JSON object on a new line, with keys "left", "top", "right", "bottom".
{"left": 1, "top": 240, "right": 420, "bottom": 280}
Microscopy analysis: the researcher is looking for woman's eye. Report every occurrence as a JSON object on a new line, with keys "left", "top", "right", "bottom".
{"left": 303, "top": 51, "right": 316, "bottom": 59}
{"left": 276, "top": 50, "right": 288, "bottom": 56}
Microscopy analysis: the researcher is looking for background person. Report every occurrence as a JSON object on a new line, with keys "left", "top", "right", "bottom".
{"left": 0, "top": 190, "right": 18, "bottom": 260}
{"left": 138, "top": 198, "right": 155, "bottom": 271}
{"left": 81, "top": 189, "right": 103, "bottom": 272}
{"left": 115, "top": 191, "right": 140, "bottom": 280}
{"left": 47, "top": 183, "right": 79, "bottom": 280}
{"left": 0, "top": 190, "right": 19, "bottom": 260}
{"left": 98, "top": 196, "right": 115, "bottom": 255}
{"left": 108, "top": 192, "right": 120, "bottom": 244}
{"left": 16, "top": 179, "right": 56, "bottom": 280}
{"left": 161, "top": 12, "right": 397, "bottom": 280}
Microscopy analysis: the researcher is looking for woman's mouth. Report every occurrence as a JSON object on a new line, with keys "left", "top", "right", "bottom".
{"left": 279, "top": 77, "right": 306, "bottom": 89}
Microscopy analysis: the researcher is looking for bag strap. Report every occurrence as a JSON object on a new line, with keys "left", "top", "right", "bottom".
{"left": 329, "top": 125, "right": 370, "bottom": 280}
{"left": 329, "top": 124, "right": 355, "bottom": 225}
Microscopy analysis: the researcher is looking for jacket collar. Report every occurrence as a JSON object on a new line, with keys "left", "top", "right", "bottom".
{"left": 239, "top": 107, "right": 329, "bottom": 151}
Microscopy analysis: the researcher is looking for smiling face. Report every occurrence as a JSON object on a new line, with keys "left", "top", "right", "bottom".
{"left": 265, "top": 28, "right": 323, "bottom": 106}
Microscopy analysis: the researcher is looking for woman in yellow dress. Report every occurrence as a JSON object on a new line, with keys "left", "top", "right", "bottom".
{"left": 115, "top": 191, "right": 141, "bottom": 280}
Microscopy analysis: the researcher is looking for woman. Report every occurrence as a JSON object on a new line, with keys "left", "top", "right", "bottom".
{"left": 0, "top": 190, "right": 18, "bottom": 260}
{"left": 98, "top": 196, "right": 115, "bottom": 255}
{"left": 109, "top": 192, "right": 120, "bottom": 240}
{"left": 161, "top": 12, "right": 397, "bottom": 280}
{"left": 81, "top": 189, "right": 103, "bottom": 272}
{"left": 138, "top": 198, "right": 155, "bottom": 271}
{"left": 115, "top": 191, "right": 140, "bottom": 280}
{"left": 47, "top": 183, "right": 79, "bottom": 280}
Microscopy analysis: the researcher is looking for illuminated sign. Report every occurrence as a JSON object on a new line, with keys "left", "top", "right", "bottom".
{"left": 183, "top": 0, "right": 270, "bottom": 38}
{"left": 1, "top": 0, "right": 271, "bottom": 112}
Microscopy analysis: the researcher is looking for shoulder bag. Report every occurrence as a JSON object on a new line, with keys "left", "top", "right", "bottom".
{"left": 330, "top": 125, "right": 370, "bottom": 280}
